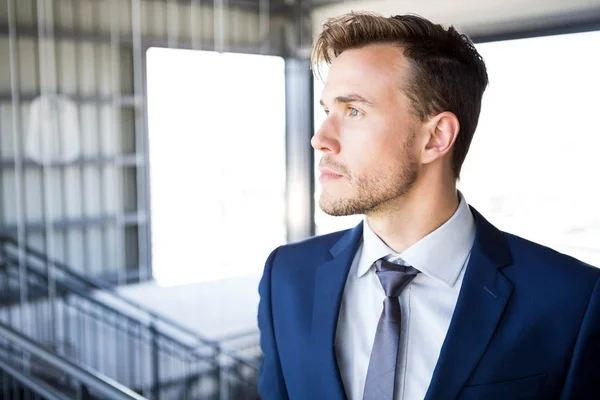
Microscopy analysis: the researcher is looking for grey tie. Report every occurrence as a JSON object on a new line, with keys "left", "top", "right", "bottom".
{"left": 363, "top": 257, "right": 419, "bottom": 400}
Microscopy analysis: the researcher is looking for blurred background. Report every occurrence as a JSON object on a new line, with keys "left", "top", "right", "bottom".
{"left": 0, "top": 0, "right": 599, "bottom": 399}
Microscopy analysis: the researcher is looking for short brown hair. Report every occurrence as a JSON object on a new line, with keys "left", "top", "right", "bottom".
{"left": 311, "top": 12, "right": 489, "bottom": 179}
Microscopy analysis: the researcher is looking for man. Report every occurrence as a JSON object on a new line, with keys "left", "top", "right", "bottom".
{"left": 258, "top": 12, "right": 600, "bottom": 400}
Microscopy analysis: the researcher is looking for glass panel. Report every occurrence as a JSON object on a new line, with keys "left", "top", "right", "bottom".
{"left": 460, "top": 30, "right": 600, "bottom": 266}
{"left": 147, "top": 48, "right": 286, "bottom": 286}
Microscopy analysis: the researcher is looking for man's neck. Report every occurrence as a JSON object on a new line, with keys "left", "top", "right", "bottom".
{"left": 365, "top": 182, "right": 460, "bottom": 254}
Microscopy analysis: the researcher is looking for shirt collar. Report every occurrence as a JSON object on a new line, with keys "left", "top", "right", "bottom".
{"left": 356, "top": 191, "right": 476, "bottom": 287}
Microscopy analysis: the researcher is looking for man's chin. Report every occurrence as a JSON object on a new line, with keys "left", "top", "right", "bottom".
{"left": 319, "top": 198, "right": 361, "bottom": 217}
{"left": 321, "top": 209, "right": 355, "bottom": 217}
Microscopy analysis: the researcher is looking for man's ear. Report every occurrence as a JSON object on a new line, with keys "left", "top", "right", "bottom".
{"left": 420, "top": 112, "right": 460, "bottom": 165}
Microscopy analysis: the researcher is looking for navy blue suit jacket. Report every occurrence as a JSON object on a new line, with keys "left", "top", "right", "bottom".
{"left": 258, "top": 208, "right": 600, "bottom": 399}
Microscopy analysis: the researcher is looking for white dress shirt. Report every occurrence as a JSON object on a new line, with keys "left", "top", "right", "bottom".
{"left": 335, "top": 192, "right": 476, "bottom": 400}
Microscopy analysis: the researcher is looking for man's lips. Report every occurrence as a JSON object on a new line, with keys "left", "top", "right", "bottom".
{"left": 319, "top": 168, "right": 344, "bottom": 180}
{"left": 320, "top": 167, "right": 342, "bottom": 176}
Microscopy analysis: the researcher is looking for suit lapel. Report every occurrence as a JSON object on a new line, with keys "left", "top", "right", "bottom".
{"left": 310, "top": 222, "right": 363, "bottom": 400}
{"left": 425, "top": 207, "right": 514, "bottom": 400}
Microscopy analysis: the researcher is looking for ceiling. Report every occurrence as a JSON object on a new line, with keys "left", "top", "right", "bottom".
{"left": 310, "top": 0, "right": 600, "bottom": 39}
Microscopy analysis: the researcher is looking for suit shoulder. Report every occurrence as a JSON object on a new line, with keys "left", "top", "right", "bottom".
{"left": 276, "top": 229, "right": 351, "bottom": 260}
{"left": 502, "top": 231, "right": 600, "bottom": 279}
{"left": 264, "top": 228, "right": 355, "bottom": 288}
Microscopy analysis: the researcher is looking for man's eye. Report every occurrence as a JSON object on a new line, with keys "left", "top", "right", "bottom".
{"left": 349, "top": 107, "right": 362, "bottom": 117}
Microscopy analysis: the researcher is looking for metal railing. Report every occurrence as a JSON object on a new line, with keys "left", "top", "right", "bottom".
{"left": 218, "top": 330, "right": 262, "bottom": 400}
{"left": 0, "top": 235, "right": 260, "bottom": 399}
{"left": 0, "top": 359, "right": 67, "bottom": 400}
{"left": 0, "top": 320, "right": 147, "bottom": 400}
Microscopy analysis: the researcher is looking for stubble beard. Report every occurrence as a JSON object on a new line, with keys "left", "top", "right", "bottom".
{"left": 319, "top": 136, "right": 419, "bottom": 217}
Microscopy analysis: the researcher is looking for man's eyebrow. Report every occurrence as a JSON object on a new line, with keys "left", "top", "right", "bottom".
{"left": 319, "top": 94, "right": 374, "bottom": 107}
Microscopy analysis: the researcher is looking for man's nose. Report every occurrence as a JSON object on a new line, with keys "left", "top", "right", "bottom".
{"left": 311, "top": 118, "right": 340, "bottom": 154}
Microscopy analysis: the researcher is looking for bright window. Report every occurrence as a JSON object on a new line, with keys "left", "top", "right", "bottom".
{"left": 147, "top": 48, "right": 286, "bottom": 286}
{"left": 460, "top": 30, "right": 600, "bottom": 267}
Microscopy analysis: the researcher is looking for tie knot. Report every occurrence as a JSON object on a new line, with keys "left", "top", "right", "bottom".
{"left": 375, "top": 258, "right": 419, "bottom": 298}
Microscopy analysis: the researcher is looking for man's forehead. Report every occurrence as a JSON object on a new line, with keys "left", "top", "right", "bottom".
{"left": 322, "top": 72, "right": 367, "bottom": 96}
{"left": 321, "top": 45, "right": 407, "bottom": 99}
{"left": 322, "top": 70, "right": 399, "bottom": 105}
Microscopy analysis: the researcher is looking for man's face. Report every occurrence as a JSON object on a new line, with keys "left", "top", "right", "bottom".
{"left": 312, "top": 43, "right": 422, "bottom": 217}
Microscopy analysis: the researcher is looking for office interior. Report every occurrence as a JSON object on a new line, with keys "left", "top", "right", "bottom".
{"left": 0, "top": 0, "right": 599, "bottom": 398}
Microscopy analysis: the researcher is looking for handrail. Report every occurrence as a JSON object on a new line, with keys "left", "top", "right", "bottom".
{"left": 0, "top": 321, "right": 148, "bottom": 400}
{"left": 0, "top": 358, "right": 65, "bottom": 400}
{"left": 0, "top": 235, "right": 258, "bottom": 367}
{"left": 0, "top": 253, "right": 214, "bottom": 361}
{"left": 216, "top": 328, "right": 259, "bottom": 343}
{"left": 0, "top": 234, "right": 217, "bottom": 347}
